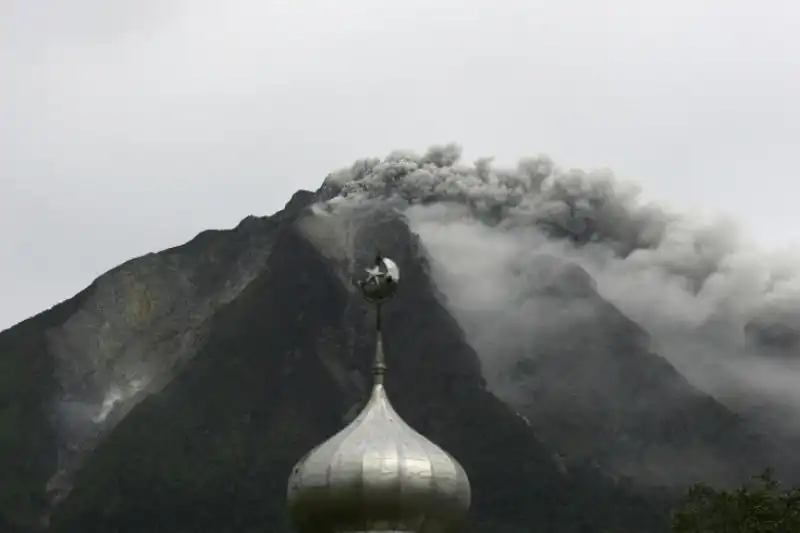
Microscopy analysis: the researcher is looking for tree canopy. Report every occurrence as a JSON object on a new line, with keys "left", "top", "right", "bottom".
{"left": 671, "top": 469, "right": 800, "bottom": 533}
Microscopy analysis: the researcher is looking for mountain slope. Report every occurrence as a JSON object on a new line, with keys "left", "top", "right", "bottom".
{"left": 0, "top": 193, "right": 310, "bottom": 530}
{"left": 0, "top": 185, "right": 789, "bottom": 532}
{"left": 457, "top": 254, "right": 776, "bottom": 486}
{"left": 0, "top": 283, "right": 95, "bottom": 530}
{"left": 36, "top": 195, "right": 669, "bottom": 533}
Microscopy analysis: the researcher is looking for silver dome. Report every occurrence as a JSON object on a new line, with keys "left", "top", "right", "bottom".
{"left": 287, "top": 367, "right": 471, "bottom": 532}
{"left": 287, "top": 256, "right": 471, "bottom": 532}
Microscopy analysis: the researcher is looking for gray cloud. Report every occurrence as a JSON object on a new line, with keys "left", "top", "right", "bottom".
{"left": 319, "top": 144, "right": 800, "bottom": 433}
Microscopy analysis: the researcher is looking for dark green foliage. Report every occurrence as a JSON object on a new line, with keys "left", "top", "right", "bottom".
{"left": 671, "top": 469, "right": 800, "bottom": 533}
{"left": 46, "top": 212, "right": 672, "bottom": 533}
{"left": 0, "top": 285, "right": 95, "bottom": 529}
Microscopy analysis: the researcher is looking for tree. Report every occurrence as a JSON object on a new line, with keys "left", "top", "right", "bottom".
{"left": 671, "top": 469, "right": 800, "bottom": 532}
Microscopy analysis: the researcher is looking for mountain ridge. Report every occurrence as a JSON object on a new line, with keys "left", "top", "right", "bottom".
{"left": 0, "top": 182, "right": 793, "bottom": 532}
{"left": 45, "top": 195, "right": 670, "bottom": 532}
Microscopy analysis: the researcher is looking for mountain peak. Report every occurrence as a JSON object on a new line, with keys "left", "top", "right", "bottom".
{"left": 1, "top": 163, "right": 797, "bottom": 531}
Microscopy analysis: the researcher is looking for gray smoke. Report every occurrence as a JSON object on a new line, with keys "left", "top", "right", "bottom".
{"left": 316, "top": 143, "right": 800, "bottom": 434}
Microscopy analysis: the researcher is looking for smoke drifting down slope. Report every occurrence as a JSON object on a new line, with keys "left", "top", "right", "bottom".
{"left": 317, "top": 144, "right": 800, "bottom": 431}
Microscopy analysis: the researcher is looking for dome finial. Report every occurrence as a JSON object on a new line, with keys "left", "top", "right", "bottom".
{"left": 358, "top": 252, "right": 400, "bottom": 305}
{"left": 288, "top": 251, "right": 470, "bottom": 533}
{"left": 358, "top": 253, "right": 400, "bottom": 385}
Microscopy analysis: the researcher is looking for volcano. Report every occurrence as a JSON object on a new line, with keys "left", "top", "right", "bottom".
{"left": 1, "top": 148, "right": 797, "bottom": 533}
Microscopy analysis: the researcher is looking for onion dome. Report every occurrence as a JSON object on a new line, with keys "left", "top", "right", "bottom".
{"left": 287, "top": 256, "right": 471, "bottom": 533}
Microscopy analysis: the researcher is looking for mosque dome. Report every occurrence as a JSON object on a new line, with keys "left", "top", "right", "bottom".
{"left": 287, "top": 256, "right": 471, "bottom": 533}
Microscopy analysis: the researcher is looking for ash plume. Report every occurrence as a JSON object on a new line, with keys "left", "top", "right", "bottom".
{"left": 317, "top": 143, "right": 800, "bottom": 434}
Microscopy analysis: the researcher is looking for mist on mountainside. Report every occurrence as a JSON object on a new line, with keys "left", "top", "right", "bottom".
{"left": 316, "top": 144, "right": 800, "bottom": 436}
{"left": 5, "top": 141, "right": 799, "bottom": 530}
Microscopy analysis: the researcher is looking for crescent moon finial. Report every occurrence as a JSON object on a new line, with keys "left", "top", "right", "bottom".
{"left": 358, "top": 254, "right": 400, "bottom": 304}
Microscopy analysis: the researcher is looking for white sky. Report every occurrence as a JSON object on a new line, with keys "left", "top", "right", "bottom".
{"left": 2, "top": 0, "right": 799, "bottom": 330}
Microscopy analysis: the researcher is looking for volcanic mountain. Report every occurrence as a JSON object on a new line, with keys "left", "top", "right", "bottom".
{"left": 1, "top": 146, "right": 797, "bottom": 532}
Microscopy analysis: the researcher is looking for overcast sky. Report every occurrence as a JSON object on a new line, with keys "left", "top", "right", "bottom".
{"left": 2, "top": 0, "right": 799, "bottom": 330}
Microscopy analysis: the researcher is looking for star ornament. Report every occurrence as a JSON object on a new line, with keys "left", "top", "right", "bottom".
{"left": 364, "top": 265, "right": 383, "bottom": 285}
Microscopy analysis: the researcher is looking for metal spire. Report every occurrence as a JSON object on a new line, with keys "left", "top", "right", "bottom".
{"left": 357, "top": 253, "right": 400, "bottom": 387}
{"left": 373, "top": 306, "right": 387, "bottom": 385}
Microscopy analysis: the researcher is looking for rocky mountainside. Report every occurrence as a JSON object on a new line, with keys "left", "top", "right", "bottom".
{"left": 0, "top": 186, "right": 792, "bottom": 532}
{"left": 0, "top": 194, "right": 297, "bottom": 531}
{"left": 456, "top": 255, "right": 779, "bottom": 487}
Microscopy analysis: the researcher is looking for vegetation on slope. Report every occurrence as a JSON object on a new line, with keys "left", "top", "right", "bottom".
{"left": 671, "top": 469, "right": 800, "bottom": 533}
